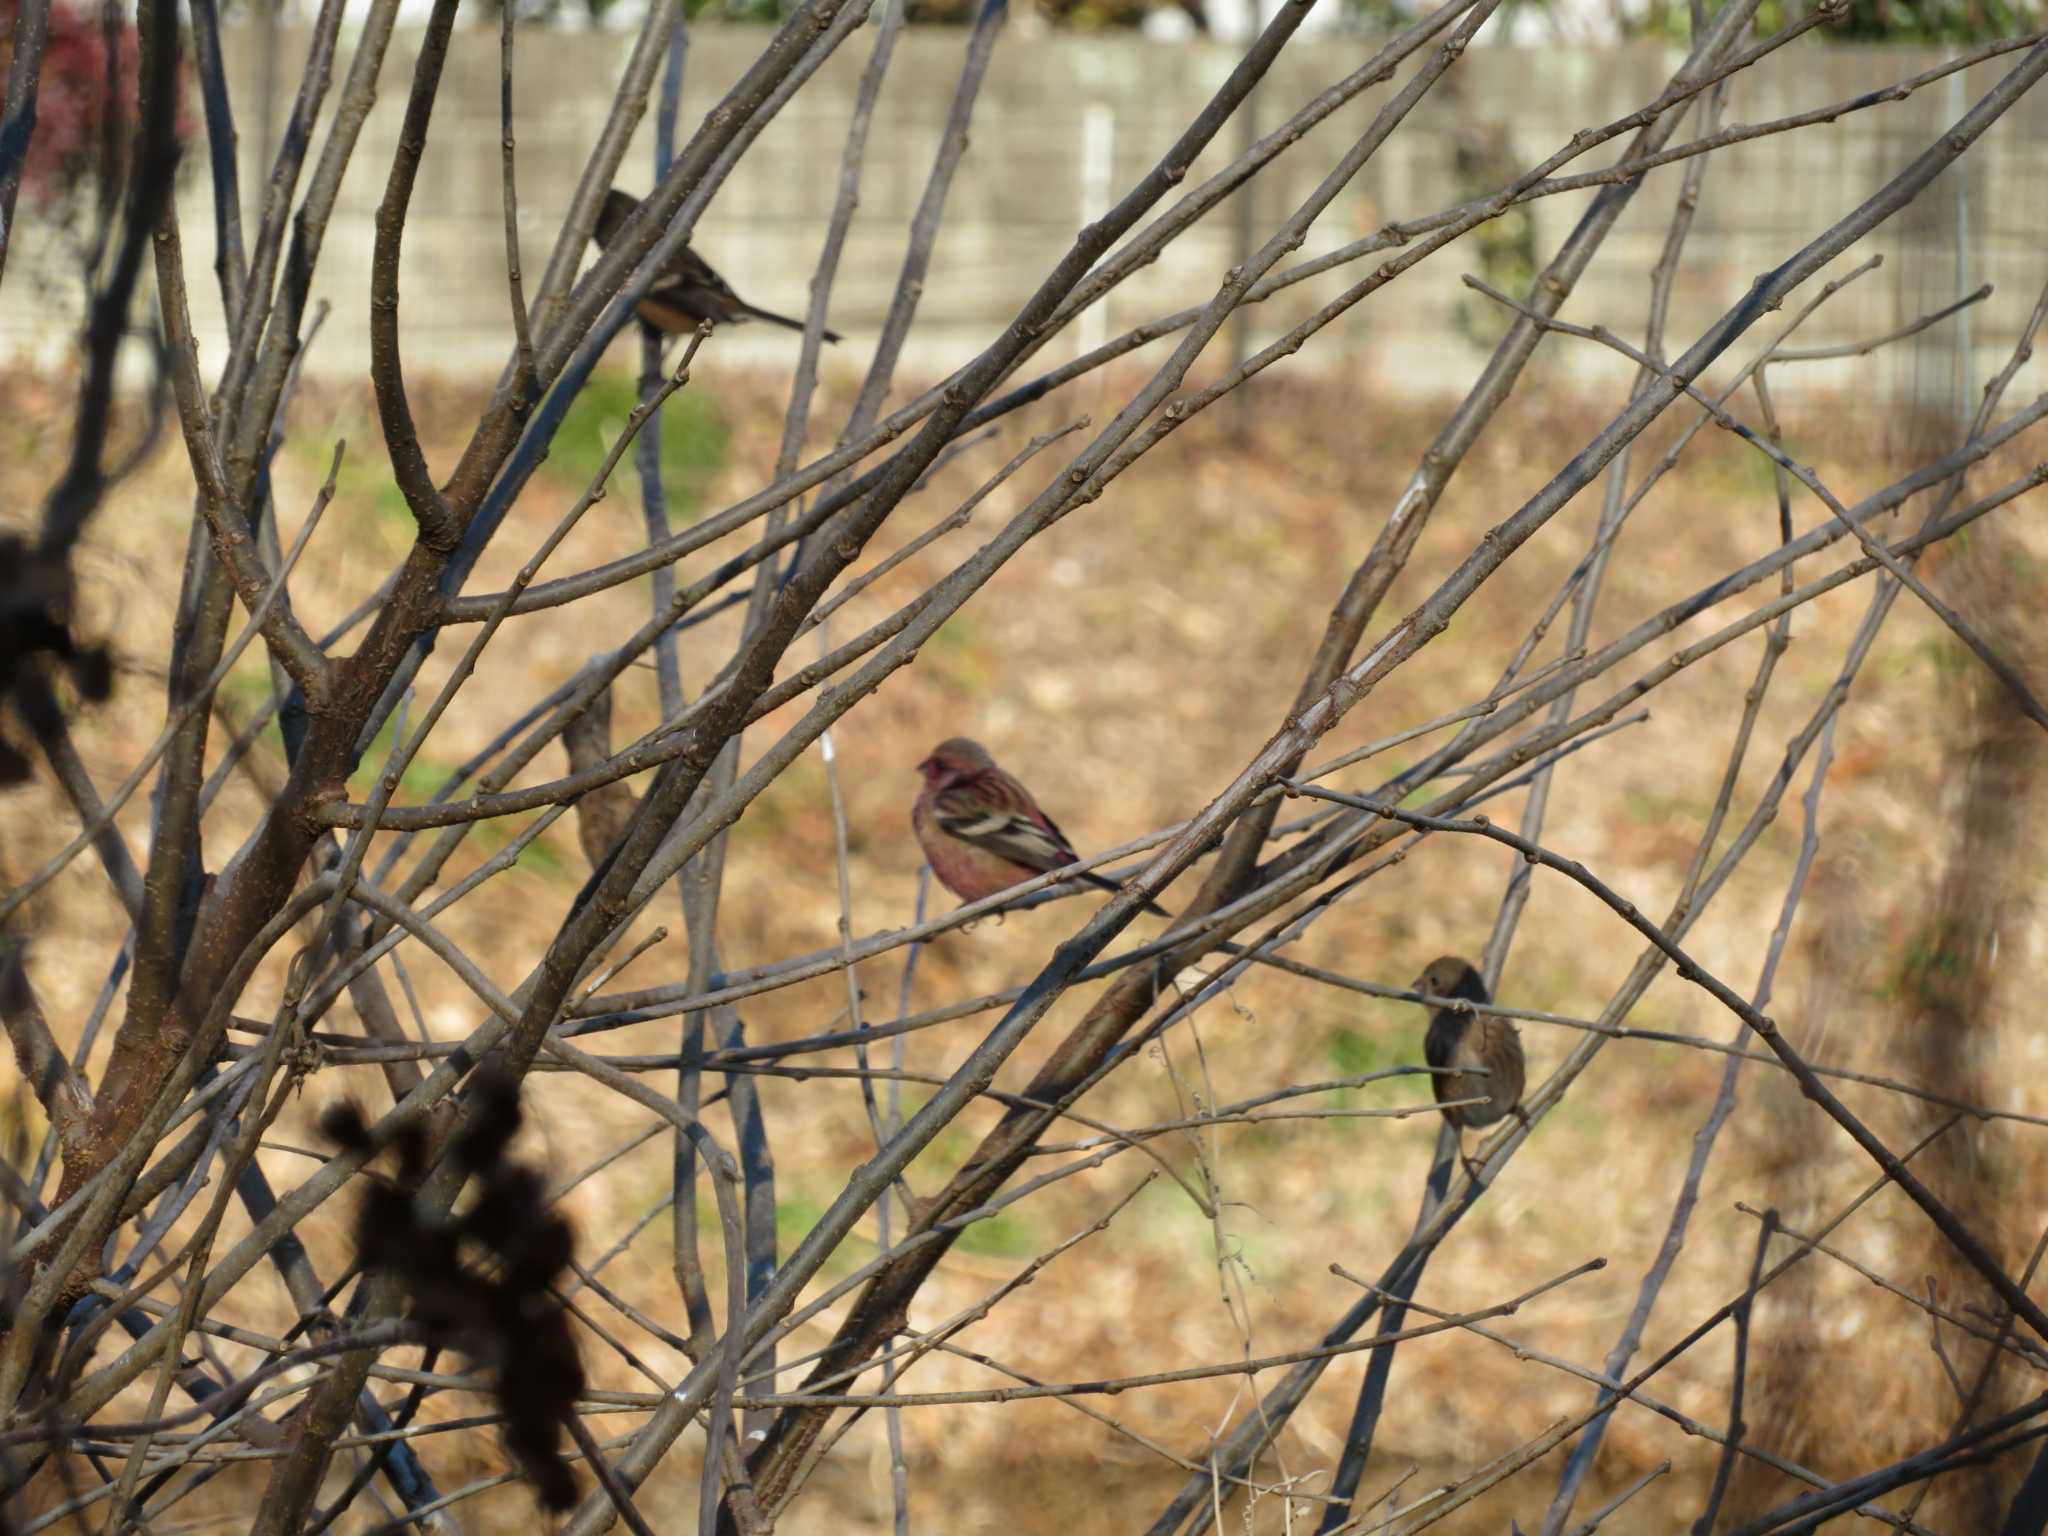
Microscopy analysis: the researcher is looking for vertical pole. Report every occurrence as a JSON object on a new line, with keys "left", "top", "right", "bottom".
{"left": 1228, "top": 70, "right": 1260, "bottom": 440}
{"left": 1077, "top": 98, "right": 1115, "bottom": 359}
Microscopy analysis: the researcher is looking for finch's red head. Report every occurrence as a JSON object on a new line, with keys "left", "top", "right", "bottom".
{"left": 918, "top": 737, "right": 994, "bottom": 788}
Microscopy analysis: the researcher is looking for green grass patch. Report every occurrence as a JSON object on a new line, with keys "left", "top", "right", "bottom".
{"left": 544, "top": 371, "right": 728, "bottom": 512}
{"left": 774, "top": 1191, "right": 829, "bottom": 1253}
{"left": 512, "top": 834, "right": 574, "bottom": 883}
{"left": 917, "top": 614, "right": 992, "bottom": 696}
{"left": 954, "top": 1206, "right": 1041, "bottom": 1258}
{"left": 1320, "top": 1025, "right": 1419, "bottom": 1134}
{"left": 731, "top": 752, "right": 826, "bottom": 846}
{"left": 347, "top": 712, "right": 461, "bottom": 803}
{"left": 1132, "top": 1177, "right": 1213, "bottom": 1250}
{"left": 1621, "top": 785, "right": 1708, "bottom": 829}
{"left": 213, "top": 664, "right": 289, "bottom": 764}
{"left": 314, "top": 441, "right": 422, "bottom": 556}
{"left": 1326, "top": 1025, "right": 1385, "bottom": 1079}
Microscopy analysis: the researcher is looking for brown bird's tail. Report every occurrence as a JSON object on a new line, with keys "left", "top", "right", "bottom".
{"left": 739, "top": 302, "right": 841, "bottom": 343}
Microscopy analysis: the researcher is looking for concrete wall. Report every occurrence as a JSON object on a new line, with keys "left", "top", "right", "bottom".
{"left": 6, "top": 25, "right": 2042, "bottom": 404}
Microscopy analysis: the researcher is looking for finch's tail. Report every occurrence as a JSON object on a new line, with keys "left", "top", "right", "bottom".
{"left": 1078, "top": 867, "right": 1171, "bottom": 917}
{"left": 743, "top": 303, "right": 841, "bottom": 343}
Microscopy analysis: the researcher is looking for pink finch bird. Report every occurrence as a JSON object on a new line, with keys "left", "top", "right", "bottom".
{"left": 912, "top": 738, "right": 1167, "bottom": 914}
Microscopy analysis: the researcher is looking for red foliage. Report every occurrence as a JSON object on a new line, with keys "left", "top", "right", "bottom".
{"left": 0, "top": 0, "right": 192, "bottom": 208}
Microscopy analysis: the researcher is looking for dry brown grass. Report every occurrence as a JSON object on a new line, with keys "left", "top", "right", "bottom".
{"left": 5, "top": 354, "right": 2047, "bottom": 1532}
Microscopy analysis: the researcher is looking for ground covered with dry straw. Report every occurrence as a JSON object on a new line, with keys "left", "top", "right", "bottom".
{"left": 5, "top": 359, "right": 2047, "bottom": 1531}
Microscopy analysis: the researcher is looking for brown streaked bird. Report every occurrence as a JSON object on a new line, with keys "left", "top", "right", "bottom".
{"left": 1415, "top": 954, "right": 1525, "bottom": 1175}
{"left": 912, "top": 737, "right": 1168, "bottom": 916}
{"left": 591, "top": 188, "right": 841, "bottom": 342}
